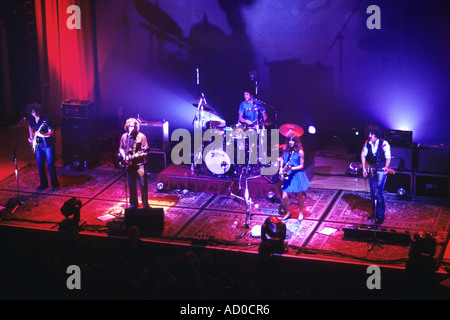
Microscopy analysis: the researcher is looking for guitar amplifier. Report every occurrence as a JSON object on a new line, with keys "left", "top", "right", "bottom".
{"left": 147, "top": 150, "right": 171, "bottom": 173}
{"left": 417, "top": 144, "right": 450, "bottom": 174}
{"left": 139, "top": 120, "right": 169, "bottom": 151}
{"left": 390, "top": 146, "right": 415, "bottom": 171}
{"left": 384, "top": 129, "right": 412, "bottom": 147}
{"left": 61, "top": 99, "right": 96, "bottom": 119}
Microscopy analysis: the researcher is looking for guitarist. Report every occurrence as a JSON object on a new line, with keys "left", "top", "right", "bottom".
{"left": 119, "top": 118, "right": 150, "bottom": 209}
{"left": 278, "top": 135, "right": 311, "bottom": 221}
{"left": 27, "top": 103, "right": 60, "bottom": 190}
{"left": 361, "top": 124, "right": 391, "bottom": 225}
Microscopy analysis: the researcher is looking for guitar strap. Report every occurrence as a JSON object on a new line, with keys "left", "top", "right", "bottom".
{"left": 125, "top": 133, "right": 137, "bottom": 154}
{"left": 285, "top": 150, "right": 294, "bottom": 167}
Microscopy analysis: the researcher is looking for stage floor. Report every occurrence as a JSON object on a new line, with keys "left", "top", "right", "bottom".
{"left": 1, "top": 124, "right": 450, "bottom": 299}
{"left": 1, "top": 160, "right": 450, "bottom": 268}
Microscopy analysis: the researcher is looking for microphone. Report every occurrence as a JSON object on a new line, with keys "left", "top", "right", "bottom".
{"left": 202, "top": 93, "right": 207, "bottom": 105}
{"left": 19, "top": 117, "right": 27, "bottom": 124}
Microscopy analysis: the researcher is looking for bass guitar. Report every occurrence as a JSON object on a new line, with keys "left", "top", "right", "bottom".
{"left": 364, "top": 164, "right": 395, "bottom": 178}
{"left": 31, "top": 120, "right": 47, "bottom": 153}
{"left": 119, "top": 147, "right": 150, "bottom": 168}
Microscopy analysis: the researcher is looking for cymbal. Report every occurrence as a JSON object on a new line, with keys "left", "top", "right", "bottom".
{"left": 279, "top": 124, "right": 304, "bottom": 137}
{"left": 192, "top": 103, "right": 215, "bottom": 114}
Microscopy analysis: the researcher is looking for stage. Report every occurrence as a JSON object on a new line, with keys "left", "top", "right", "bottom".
{"left": 1, "top": 139, "right": 450, "bottom": 298}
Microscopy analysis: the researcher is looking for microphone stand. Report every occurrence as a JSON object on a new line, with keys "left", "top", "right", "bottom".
{"left": 228, "top": 163, "right": 261, "bottom": 228}
{"left": 121, "top": 158, "right": 129, "bottom": 211}
{"left": 11, "top": 119, "right": 26, "bottom": 214}
{"left": 368, "top": 169, "right": 382, "bottom": 252}
{"left": 11, "top": 150, "right": 22, "bottom": 214}
{"left": 192, "top": 94, "right": 206, "bottom": 171}
{"left": 255, "top": 99, "right": 278, "bottom": 129}
{"left": 329, "top": 0, "right": 363, "bottom": 92}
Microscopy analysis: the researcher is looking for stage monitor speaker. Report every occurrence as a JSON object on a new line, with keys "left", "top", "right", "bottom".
{"left": 390, "top": 146, "right": 414, "bottom": 171}
{"left": 414, "top": 173, "right": 449, "bottom": 198}
{"left": 385, "top": 172, "right": 413, "bottom": 195}
{"left": 61, "top": 117, "right": 99, "bottom": 168}
{"left": 125, "top": 208, "right": 164, "bottom": 237}
{"left": 343, "top": 227, "right": 411, "bottom": 246}
{"left": 139, "top": 121, "right": 169, "bottom": 151}
{"left": 417, "top": 145, "right": 450, "bottom": 174}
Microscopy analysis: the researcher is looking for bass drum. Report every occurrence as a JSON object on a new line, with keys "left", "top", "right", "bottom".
{"left": 204, "top": 148, "right": 233, "bottom": 175}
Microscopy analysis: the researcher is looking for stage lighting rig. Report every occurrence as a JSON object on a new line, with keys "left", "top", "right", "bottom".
{"left": 60, "top": 197, "right": 82, "bottom": 222}
{"left": 59, "top": 197, "right": 83, "bottom": 233}
{"left": 260, "top": 216, "right": 287, "bottom": 254}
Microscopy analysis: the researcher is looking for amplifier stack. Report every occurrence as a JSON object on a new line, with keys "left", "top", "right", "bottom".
{"left": 383, "top": 130, "right": 449, "bottom": 198}
{"left": 61, "top": 100, "right": 98, "bottom": 169}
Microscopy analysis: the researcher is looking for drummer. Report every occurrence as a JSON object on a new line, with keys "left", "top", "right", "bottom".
{"left": 238, "top": 89, "right": 267, "bottom": 127}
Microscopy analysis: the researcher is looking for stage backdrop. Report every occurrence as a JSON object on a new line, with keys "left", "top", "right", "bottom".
{"left": 35, "top": 0, "right": 98, "bottom": 121}
{"left": 34, "top": 0, "right": 449, "bottom": 145}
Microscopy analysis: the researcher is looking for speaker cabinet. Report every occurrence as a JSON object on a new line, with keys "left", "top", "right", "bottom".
{"left": 61, "top": 117, "right": 99, "bottom": 168}
{"left": 385, "top": 171, "right": 413, "bottom": 195}
{"left": 417, "top": 145, "right": 450, "bottom": 174}
{"left": 139, "top": 121, "right": 169, "bottom": 151}
{"left": 414, "top": 173, "right": 449, "bottom": 198}
{"left": 125, "top": 207, "right": 164, "bottom": 237}
{"left": 147, "top": 150, "right": 171, "bottom": 173}
{"left": 390, "top": 146, "right": 415, "bottom": 171}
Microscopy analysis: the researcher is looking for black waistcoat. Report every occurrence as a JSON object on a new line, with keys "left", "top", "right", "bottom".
{"left": 366, "top": 139, "right": 386, "bottom": 168}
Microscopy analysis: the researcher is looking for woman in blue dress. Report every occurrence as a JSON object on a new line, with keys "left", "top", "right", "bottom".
{"left": 279, "top": 135, "right": 310, "bottom": 221}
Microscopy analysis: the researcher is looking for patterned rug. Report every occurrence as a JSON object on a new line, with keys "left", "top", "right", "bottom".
{"left": 326, "top": 190, "right": 450, "bottom": 233}
{"left": 1, "top": 164, "right": 450, "bottom": 269}
{"left": 0, "top": 164, "right": 122, "bottom": 198}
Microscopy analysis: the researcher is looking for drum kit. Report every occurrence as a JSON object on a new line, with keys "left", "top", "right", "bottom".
{"left": 191, "top": 94, "right": 305, "bottom": 175}
{"left": 191, "top": 94, "right": 305, "bottom": 228}
{"left": 192, "top": 104, "right": 274, "bottom": 177}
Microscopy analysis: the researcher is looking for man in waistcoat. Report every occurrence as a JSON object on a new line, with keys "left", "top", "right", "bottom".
{"left": 361, "top": 124, "right": 391, "bottom": 224}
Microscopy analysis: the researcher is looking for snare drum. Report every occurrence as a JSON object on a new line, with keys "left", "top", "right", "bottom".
{"left": 204, "top": 148, "right": 233, "bottom": 175}
{"left": 206, "top": 120, "right": 226, "bottom": 131}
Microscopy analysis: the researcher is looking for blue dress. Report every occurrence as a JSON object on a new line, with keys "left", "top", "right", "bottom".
{"left": 281, "top": 150, "right": 311, "bottom": 193}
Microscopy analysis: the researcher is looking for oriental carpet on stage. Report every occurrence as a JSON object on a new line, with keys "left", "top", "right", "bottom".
{"left": 1, "top": 163, "right": 450, "bottom": 269}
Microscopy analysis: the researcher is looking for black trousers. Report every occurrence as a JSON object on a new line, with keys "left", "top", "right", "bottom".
{"left": 127, "top": 163, "right": 149, "bottom": 208}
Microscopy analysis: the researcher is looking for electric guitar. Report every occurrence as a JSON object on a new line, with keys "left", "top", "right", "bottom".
{"left": 279, "top": 163, "right": 292, "bottom": 181}
{"left": 119, "top": 147, "right": 150, "bottom": 168}
{"left": 279, "top": 151, "right": 294, "bottom": 181}
{"left": 31, "top": 120, "right": 47, "bottom": 153}
{"left": 364, "top": 164, "right": 395, "bottom": 178}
